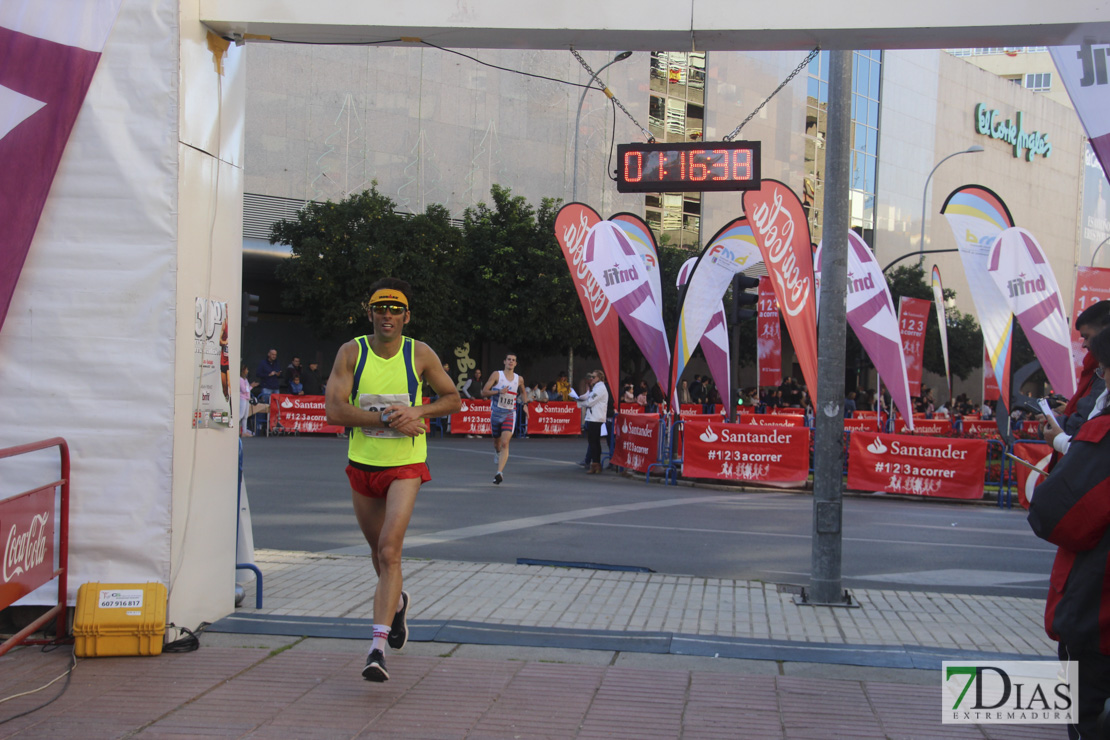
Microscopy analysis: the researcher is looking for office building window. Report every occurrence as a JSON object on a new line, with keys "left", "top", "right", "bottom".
{"left": 1024, "top": 72, "right": 1052, "bottom": 91}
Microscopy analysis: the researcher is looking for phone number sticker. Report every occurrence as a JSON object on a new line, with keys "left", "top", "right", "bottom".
{"left": 98, "top": 589, "right": 144, "bottom": 609}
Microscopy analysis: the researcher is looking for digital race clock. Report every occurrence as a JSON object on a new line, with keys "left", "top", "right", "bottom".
{"left": 616, "top": 141, "right": 761, "bottom": 193}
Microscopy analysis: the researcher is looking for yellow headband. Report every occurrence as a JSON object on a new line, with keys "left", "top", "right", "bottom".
{"left": 368, "top": 289, "right": 408, "bottom": 308}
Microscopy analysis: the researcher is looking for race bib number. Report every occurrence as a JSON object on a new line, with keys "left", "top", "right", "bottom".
{"left": 359, "top": 393, "right": 409, "bottom": 438}
{"left": 496, "top": 390, "right": 517, "bottom": 411}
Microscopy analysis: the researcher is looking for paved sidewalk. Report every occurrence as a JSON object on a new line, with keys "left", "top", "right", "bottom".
{"left": 0, "top": 549, "right": 1062, "bottom": 739}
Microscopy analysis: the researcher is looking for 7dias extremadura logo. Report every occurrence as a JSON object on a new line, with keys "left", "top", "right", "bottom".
{"left": 942, "top": 661, "right": 1076, "bottom": 725}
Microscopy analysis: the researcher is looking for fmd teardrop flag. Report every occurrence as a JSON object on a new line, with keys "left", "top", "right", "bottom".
{"left": 931, "top": 265, "right": 952, "bottom": 402}
{"left": 816, "top": 232, "right": 914, "bottom": 428}
{"left": 554, "top": 203, "right": 620, "bottom": 390}
{"left": 584, "top": 220, "right": 671, "bottom": 392}
{"left": 1050, "top": 43, "right": 1110, "bottom": 182}
{"left": 673, "top": 218, "right": 762, "bottom": 408}
{"left": 742, "top": 181, "right": 818, "bottom": 402}
{"left": 988, "top": 227, "right": 1077, "bottom": 398}
{"left": 941, "top": 185, "right": 1016, "bottom": 409}
{"left": 611, "top": 213, "right": 664, "bottom": 323}
{"left": 0, "top": 0, "right": 122, "bottom": 333}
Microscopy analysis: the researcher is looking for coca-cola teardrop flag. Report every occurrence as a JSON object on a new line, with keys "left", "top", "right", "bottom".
{"left": 0, "top": 1, "right": 123, "bottom": 333}
{"left": 584, "top": 220, "right": 671, "bottom": 392}
{"left": 942, "top": 185, "right": 1015, "bottom": 409}
{"left": 554, "top": 203, "right": 620, "bottom": 390}
{"left": 611, "top": 213, "right": 664, "bottom": 321}
{"left": 931, "top": 265, "right": 952, "bottom": 401}
{"left": 757, "top": 276, "right": 782, "bottom": 387}
{"left": 988, "top": 227, "right": 1077, "bottom": 398}
{"left": 816, "top": 231, "right": 914, "bottom": 428}
{"left": 742, "top": 181, "right": 818, "bottom": 401}
{"left": 898, "top": 296, "right": 932, "bottom": 398}
{"left": 673, "top": 218, "right": 762, "bottom": 408}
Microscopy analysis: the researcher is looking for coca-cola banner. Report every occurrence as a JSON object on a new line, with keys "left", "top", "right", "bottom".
{"left": 682, "top": 421, "right": 810, "bottom": 484}
{"left": 0, "top": 485, "right": 55, "bottom": 611}
{"left": 894, "top": 418, "right": 952, "bottom": 436}
{"left": 554, "top": 203, "right": 620, "bottom": 391}
{"left": 898, "top": 296, "right": 932, "bottom": 398}
{"left": 757, "top": 276, "right": 782, "bottom": 387}
{"left": 611, "top": 413, "right": 662, "bottom": 473}
{"left": 268, "top": 394, "right": 344, "bottom": 435}
{"left": 1012, "top": 441, "right": 1053, "bottom": 509}
{"left": 527, "top": 401, "right": 581, "bottom": 436}
{"left": 736, "top": 412, "right": 807, "bottom": 427}
{"left": 450, "top": 399, "right": 493, "bottom": 436}
{"left": 1070, "top": 266, "right": 1110, "bottom": 381}
{"left": 847, "top": 432, "right": 987, "bottom": 499}
{"left": 742, "top": 181, "right": 818, "bottom": 402}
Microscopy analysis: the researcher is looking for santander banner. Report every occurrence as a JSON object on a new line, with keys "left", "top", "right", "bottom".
{"left": 268, "top": 394, "right": 344, "bottom": 434}
{"left": 757, "top": 276, "right": 782, "bottom": 387}
{"left": 988, "top": 227, "right": 1077, "bottom": 398}
{"left": 682, "top": 421, "right": 810, "bottom": 484}
{"left": 1012, "top": 441, "right": 1053, "bottom": 509}
{"left": 898, "top": 297, "right": 932, "bottom": 398}
{"left": 554, "top": 203, "right": 620, "bottom": 392}
{"left": 1070, "top": 266, "right": 1110, "bottom": 380}
{"left": 848, "top": 432, "right": 987, "bottom": 499}
{"left": 450, "top": 399, "right": 493, "bottom": 436}
{"left": 742, "top": 181, "right": 818, "bottom": 402}
{"left": 584, "top": 220, "right": 671, "bottom": 392}
{"left": 0, "top": 484, "right": 56, "bottom": 610}
{"left": 736, "top": 411, "right": 807, "bottom": 427}
{"left": 894, "top": 418, "right": 952, "bottom": 436}
{"left": 527, "top": 401, "right": 581, "bottom": 435}
{"left": 611, "top": 413, "right": 662, "bottom": 473}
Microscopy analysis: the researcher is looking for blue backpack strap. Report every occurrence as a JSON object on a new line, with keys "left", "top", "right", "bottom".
{"left": 403, "top": 337, "right": 419, "bottom": 406}
{"left": 350, "top": 336, "right": 370, "bottom": 405}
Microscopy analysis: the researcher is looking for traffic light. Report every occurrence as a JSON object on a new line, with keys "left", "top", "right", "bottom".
{"left": 730, "top": 274, "right": 759, "bottom": 323}
{"left": 242, "top": 291, "right": 259, "bottom": 328}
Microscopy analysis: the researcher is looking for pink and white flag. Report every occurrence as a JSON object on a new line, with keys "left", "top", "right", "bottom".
{"left": 988, "top": 227, "right": 1077, "bottom": 398}
{"left": 817, "top": 231, "right": 915, "bottom": 429}
{"left": 611, "top": 213, "right": 664, "bottom": 321}
{"left": 0, "top": 0, "right": 122, "bottom": 333}
{"left": 584, "top": 220, "right": 671, "bottom": 392}
{"left": 1051, "top": 43, "right": 1110, "bottom": 183}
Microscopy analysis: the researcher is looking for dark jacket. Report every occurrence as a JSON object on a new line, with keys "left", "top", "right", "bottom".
{"left": 1028, "top": 409, "right": 1110, "bottom": 654}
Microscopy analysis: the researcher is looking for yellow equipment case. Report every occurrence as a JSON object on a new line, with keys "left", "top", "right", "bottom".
{"left": 73, "top": 582, "right": 167, "bottom": 657}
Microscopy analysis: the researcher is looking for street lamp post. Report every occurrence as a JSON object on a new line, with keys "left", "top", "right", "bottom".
{"left": 572, "top": 51, "right": 632, "bottom": 202}
{"left": 918, "top": 145, "right": 984, "bottom": 261}
{"left": 1092, "top": 234, "right": 1110, "bottom": 266}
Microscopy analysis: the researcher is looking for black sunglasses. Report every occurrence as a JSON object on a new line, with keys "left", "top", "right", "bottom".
{"left": 372, "top": 304, "right": 407, "bottom": 316}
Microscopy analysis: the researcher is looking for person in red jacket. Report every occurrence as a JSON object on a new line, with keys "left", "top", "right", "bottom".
{"left": 1029, "top": 325, "right": 1110, "bottom": 739}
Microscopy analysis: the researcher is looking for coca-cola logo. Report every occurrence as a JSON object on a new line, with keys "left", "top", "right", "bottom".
{"left": 4, "top": 512, "right": 50, "bottom": 583}
{"left": 560, "top": 210, "right": 612, "bottom": 326}
{"left": 749, "top": 188, "right": 812, "bottom": 318}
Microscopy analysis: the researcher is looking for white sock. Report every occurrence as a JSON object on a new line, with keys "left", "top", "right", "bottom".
{"left": 371, "top": 623, "right": 389, "bottom": 653}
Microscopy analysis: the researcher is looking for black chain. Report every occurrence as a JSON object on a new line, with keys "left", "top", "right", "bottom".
{"left": 724, "top": 47, "right": 821, "bottom": 141}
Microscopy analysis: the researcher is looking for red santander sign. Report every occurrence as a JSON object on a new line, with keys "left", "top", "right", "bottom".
{"left": 847, "top": 432, "right": 986, "bottom": 499}
{"left": 682, "top": 421, "right": 810, "bottom": 484}
{"left": 612, "top": 413, "right": 661, "bottom": 473}
{"left": 529, "top": 401, "right": 581, "bottom": 435}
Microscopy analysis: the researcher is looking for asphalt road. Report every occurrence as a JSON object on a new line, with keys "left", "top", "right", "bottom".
{"left": 240, "top": 434, "right": 1056, "bottom": 599}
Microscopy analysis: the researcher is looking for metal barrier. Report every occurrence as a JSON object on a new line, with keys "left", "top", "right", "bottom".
{"left": 0, "top": 438, "right": 70, "bottom": 657}
{"left": 236, "top": 439, "right": 263, "bottom": 608}
{"left": 645, "top": 413, "right": 679, "bottom": 485}
{"left": 985, "top": 438, "right": 1011, "bottom": 508}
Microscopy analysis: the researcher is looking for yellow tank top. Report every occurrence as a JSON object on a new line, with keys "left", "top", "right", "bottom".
{"left": 347, "top": 336, "right": 425, "bottom": 467}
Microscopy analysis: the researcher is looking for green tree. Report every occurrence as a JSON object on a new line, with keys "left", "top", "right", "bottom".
{"left": 462, "top": 185, "right": 592, "bottom": 359}
{"left": 271, "top": 187, "right": 468, "bottom": 352}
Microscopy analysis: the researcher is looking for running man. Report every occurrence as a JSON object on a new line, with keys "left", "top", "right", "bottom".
{"left": 324, "top": 278, "right": 460, "bottom": 683}
{"left": 482, "top": 352, "right": 524, "bottom": 485}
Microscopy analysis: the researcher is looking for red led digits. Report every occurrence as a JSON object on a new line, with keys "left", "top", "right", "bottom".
{"left": 732, "top": 149, "right": 752, "bottom": 180}
{"left": 624, "top": 151, "right": 643, "bottom": 183}
{"left": 688, "top": 150, "right": 707, "bottom": 181}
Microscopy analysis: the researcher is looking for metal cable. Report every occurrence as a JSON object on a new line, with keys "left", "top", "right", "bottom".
{"left": 723, "top": 47, "right": 821, "bottom": 141}
{"left": 570, "top": 48, "right": 655, "bottom": 143}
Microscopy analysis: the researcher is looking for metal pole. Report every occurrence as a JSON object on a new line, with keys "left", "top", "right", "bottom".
{"left": 918, "top": 145, "right": 983, "bottom": 261}
{"left": 572, "top": 52, "right": 631, "bottom": 202}
{"left": 809, "top": 49, "right": 852, "bottom": 606}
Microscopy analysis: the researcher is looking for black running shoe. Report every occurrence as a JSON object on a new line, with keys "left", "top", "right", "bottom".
{"left": 494, "top": 472, "right": 503, "bottom": 485}
{"left": 362, "top": 649, "right": 389, "bottom": 682}
{"left": 388, "top": 591, "right": 409, "bottom": 650}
